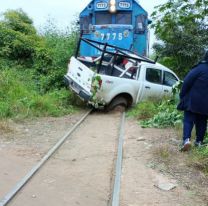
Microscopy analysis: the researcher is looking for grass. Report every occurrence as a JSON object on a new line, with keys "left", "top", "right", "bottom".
{"left": 189, "top": 149, "right": 208, "bottom": 175}
{"left": 188, "top": 135, "right": 208, "bottom": 175}
{"left": 0, "top": 120, "right": 13, "bottom": 134}
{"left": 174, "top": 123, "right": 208, "bottom": 175}
{"left": 128, "top": 99, "right": 182, "bottom": 128}
{"left": 128, "top": 99, "right": 208, "bottom": 176}
{"left": 153, "top": 144, "right": 170, "bottom": 159}
{"left": 0, "top": 13, "right": 81, "bottom": 120}
{"left": 0, "top": 68, "right": 78, "bottom": 120}
{"left": 127, "top": 100, "right": 158, "bottom": 120}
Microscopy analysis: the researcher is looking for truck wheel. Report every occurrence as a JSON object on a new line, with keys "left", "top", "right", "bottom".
{"left": 106, "top": 96, "right": 128, "bottom": 112}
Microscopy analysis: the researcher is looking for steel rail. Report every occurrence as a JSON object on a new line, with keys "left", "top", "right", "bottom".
{"left": 0, "top": 110, "right": 92, "bottom": 206}
{"left": 111, "top": 112, "right": 125, "bottom": 206}
{"left": 81, "top": 38, "right": 155, "bottom": 64}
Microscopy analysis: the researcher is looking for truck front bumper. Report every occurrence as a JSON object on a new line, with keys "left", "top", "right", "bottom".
{"left": 64, "top": 75, "right": 92, "bottom": 101}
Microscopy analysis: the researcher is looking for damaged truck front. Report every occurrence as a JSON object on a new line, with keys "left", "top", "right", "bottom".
{"left": 64, "top": 38, "right": 179, "bottom": 110}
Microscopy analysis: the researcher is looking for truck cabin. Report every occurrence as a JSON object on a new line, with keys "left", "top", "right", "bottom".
{"left": 76, "top": 38, "right": 155, "bottom": 79}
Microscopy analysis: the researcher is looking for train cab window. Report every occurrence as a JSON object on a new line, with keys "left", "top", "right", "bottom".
{"left": 95, "top": 13, "right": 112, "bottom": 25}
{"left": 146, "top": 68, "right": 162, "bottom": 84}
{"left": 163, "top": 71, "right": 178, "bottom": 87}
{"left": 116, "top": 13, "right": 132, "bottom": 24}
{"left": 135, "top": 14, "right": 147, "bottom": 34}
{"left": 80, "top": 16, "right": 92, "bottom": 31}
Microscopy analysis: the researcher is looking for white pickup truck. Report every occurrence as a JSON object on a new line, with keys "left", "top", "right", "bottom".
{"left": 64, "top": 38, "right": 179, "bottom": 110}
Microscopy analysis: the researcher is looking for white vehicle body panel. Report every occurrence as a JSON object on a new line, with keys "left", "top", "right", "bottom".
{"left": 67, "top": 57, "right": 94, "bottom": 94}
{"left": 65, "top": 56, "right": 179, "bottom": 107}
{"left": 96, "top": 75, "right": 140, "bottom": 104}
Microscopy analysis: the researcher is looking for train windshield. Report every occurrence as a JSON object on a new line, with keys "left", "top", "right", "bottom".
{"left": 95, "top": 12, "right": 132, "bottom": 25}
{"left": 95, "top": 13, "right": 112, "bottom": 25}
{"left": 116, "top": 13, "right": 132, "bottom": 24}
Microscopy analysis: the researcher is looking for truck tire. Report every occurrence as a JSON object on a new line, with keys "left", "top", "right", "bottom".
{"left": 106, "top": 96, "right": 128, "bottom": 112}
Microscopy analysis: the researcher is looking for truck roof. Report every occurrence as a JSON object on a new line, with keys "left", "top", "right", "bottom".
{"left": 139, "top": 61, "right": 179, "bottom": 79}
{"left": 123, "top": 52, "right": 178, "bottom": 78}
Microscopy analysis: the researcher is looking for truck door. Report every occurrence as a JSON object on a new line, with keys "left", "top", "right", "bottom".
{"left": 162, "top": 71, "right": 179, "bottom": 97}
{"left": 141, "top": 67, "right": 163, "bottom": 100}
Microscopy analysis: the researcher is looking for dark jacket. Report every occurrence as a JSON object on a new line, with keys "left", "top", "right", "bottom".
{"left": 178, "top": 62, "right": 208, "bottom": 115}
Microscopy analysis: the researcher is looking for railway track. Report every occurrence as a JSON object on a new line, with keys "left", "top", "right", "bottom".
{"left": 0, "top": 110, "right": 126, "bottom": 206}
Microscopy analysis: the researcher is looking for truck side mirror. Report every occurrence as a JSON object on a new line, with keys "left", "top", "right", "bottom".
{"left": 148, "top": 19, "right": 152, "bottom": 25}
{"left": 154, "top": 56, "right": 159, "bottom": 63}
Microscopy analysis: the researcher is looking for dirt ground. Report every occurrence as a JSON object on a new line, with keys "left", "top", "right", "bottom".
{"left": 121, "top": 119, "right": 208, "bottom": 206}
{"left": 0, "top": 111, "right": 207, "bottom": 206}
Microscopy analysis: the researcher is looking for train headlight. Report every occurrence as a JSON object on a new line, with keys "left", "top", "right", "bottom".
{"left": 109, "top": 0, "right": 116, "bottom": 13}
{"left": 110, "top": 0, "right": 116, "bottom": 5}
{"left": 110, "top": 5, "right": 116, "bottom": 13}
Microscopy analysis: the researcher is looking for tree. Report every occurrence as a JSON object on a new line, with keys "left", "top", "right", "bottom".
{"left": 151, "top": 0, "right": 208, "bottom": 77}
{"left": 0, "top": 9, "right": 40, "bottom": 64}
{"left": 2, "top": 9, "right": 36, "bottom": 35}
{"left": 0, "top": 9, "right": 78, "bottom": 92}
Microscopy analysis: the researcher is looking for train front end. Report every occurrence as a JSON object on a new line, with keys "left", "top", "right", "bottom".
{"left": 79, "top": 0, "right": 149, "bottom": 57}
{"left": 80, "top": 0, "right": 134, "bottom": 56}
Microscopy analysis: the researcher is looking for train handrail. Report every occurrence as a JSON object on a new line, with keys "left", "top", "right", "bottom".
{"left": 77, "top": 37, "right": 155, "bottom": 64}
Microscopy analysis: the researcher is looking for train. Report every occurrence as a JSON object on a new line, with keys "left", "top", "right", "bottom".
{"left": 79, "top": 0, "right": 151, "bottom": 57}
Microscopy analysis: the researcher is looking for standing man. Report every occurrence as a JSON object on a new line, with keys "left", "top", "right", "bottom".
{"left": 178, "top": 51, "right": 208, "bottom": 151}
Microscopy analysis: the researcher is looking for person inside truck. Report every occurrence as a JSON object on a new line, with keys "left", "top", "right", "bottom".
{"left": 112, "top": 56, "right": 137, "bottom": 79}
{"left": 178, "top": 50, "right": 208, "bottom": 151}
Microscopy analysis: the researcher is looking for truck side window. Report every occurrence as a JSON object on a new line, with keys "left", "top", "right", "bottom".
{"left": 163, "top": 71, "right": 178, "bottom": 87}
{"left": 146, "top": 68, "right": 162, "bottom": 84}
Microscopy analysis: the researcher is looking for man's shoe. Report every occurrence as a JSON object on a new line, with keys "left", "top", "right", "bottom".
{"left": 181, "top": 139, "right": 191, "bottom": 152}
{"left": 194, "top": 141, "right": 205, "bottom": 147}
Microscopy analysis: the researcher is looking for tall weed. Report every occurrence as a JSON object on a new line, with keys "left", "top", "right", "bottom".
{"left": 34, "top": 21, "right": 78, "bottom": 93}
{"left": 0, "top": 69, "right": 76, "bottom": 119}
{"left": 128, "top": 100, "right": 158, "bottom": 120}
{"left": 140, "top": 100, "right": 182, "bottom": 128}
{"left": 128, "top": 99, "right": 182, "bottom": 128}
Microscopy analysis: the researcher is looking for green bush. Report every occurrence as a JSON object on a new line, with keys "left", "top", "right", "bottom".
{"left": 128, "top": 98, "right": 182, "bottom": 129}
{"left": 0, "top": 69, "right": 76, "bottom": 119}
{"left": 0, "top": 9, "right": 79, "bottom": 93}
{"left": 140, "top": 100, "right": 182, "bottom": 128}
{"left": 128, "top": 100, "right": 158, "bottom": 120}
{"left": 0, "top": 9, "right": 82, "bottom": 119}
{"left": 3, "top": 9, "right": 36, "bottom": 35}
{"left": 128, "top": 81, "right": 183, "bottom": 128}
{"left": 34, "top": 24, "right": 78, "bottom": 92}
{"left": 0, "top": 10, "right": 40, "bottom": 65}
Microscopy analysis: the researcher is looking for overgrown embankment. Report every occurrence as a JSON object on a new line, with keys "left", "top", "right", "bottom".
{"left": 0, "top": 69, "right": 76, "bottom": 119}
{"left": 0, "top": 9, "right": 81, "bottom": 120}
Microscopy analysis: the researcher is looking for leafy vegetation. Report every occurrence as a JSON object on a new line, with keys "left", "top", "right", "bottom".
{"left": 140, "top": 100, "right": 182, "bottom": 128}
{"left": 0, "top": 69, "right": 76, "bottom": 119}
{"left": 128, "top": 82, "right": 183, "bottom": 128}
{"left": 0, "top": 9, "right": 40, "bottom": 66}
{"left": 127, "top": 100, "right": 158, "bottom": 120}
{"left": 128, "top": 98, "right": 182, "bottom": 128}
{"left": 35, "top": 21, "right": 78, "bottom": 93}
{"left": 150, "top": 0, "right": 208, "bottom": 175}
{"left": 0, "top": 9, "right": 80, "bottom": 119}
{"left": 128, "top": 84, "right": 208, "bottom": 175}
{"left": 151, "top": 0, "right": 208, "bottom": 77}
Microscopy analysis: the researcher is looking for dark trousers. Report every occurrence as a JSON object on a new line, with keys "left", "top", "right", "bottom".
{"left": 183, "top": 111, "right": 208, "bottom": 143}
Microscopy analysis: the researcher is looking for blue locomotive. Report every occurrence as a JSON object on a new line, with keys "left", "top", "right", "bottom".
{"left": 79, "top": 0, "right": 151, "bottom": 57}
